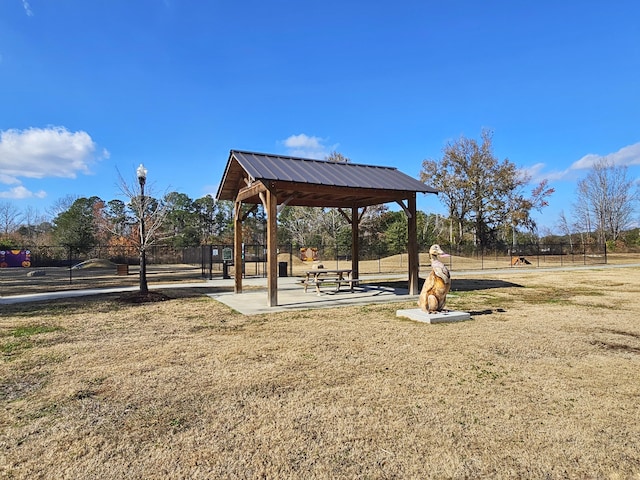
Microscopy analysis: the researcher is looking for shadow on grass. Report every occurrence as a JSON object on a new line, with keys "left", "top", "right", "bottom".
{"left": 467, "top": 308, "right": 507, "bottom": 316}
{"left": 368, "top": 278, "right": 523, "bottom": 292}
{"left": 452, "top": 278, "right": 523, "bottom": 292}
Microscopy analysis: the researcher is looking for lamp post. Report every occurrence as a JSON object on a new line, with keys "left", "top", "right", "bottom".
{"left": 137, "top": 163, "right": 149, "bottom": 295}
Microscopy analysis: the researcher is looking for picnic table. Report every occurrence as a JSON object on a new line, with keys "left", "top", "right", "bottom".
{"left": 300, "top": 269, "right": 359, "bottom": 295}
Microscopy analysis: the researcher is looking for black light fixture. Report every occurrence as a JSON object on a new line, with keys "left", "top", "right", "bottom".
{"left": 137, "top": 163, "right": 148, "bottom": 294}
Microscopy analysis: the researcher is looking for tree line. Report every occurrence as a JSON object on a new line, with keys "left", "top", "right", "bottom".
{"left": 0, "top": 191, "right": 450, "bottom": 259}
{"left": 1, "top": 132, "right": 639, "bottom": 257}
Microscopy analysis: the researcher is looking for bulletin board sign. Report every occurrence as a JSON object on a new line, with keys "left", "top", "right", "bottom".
{"left": 0, "top": 250, "right": 31, "bottom": 268}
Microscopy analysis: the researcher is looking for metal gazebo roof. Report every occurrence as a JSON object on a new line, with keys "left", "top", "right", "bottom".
{"left": 216, "top": 150, "right": 438, "bottom": 208}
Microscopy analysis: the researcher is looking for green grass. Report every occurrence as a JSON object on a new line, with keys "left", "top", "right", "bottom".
{"left": 6, "top": 325, "right": 61, "bottom": 337}
{"left": 1, "top": 324, "right": 62, "bottom": 360}
{"left": 1, "top": 340, "right": 33, "bottom": 357}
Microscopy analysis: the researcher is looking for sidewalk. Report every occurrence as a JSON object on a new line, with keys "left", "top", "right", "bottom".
{"left": 0, "top": 274, "right": 415, "bottom": 316}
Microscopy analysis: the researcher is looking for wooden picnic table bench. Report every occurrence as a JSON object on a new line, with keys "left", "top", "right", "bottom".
{"left": 300, "top": 269, "right": 359, "bottom": 295}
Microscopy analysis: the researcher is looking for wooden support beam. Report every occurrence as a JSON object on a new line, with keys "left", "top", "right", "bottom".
{"left": 277, "top": 195, "right": 294, "bottom": 214}
{"left": 258, "top": 191, "right": 267, "bottom": 212}
{"left": 407, "top": 194, "right": 419, "bottom": 295}
{"left": 395, "top": 199, "right": 412, "bottom": 218}
{"left": 236, "top": 181, "right": 267, "bottom": 203}
{"left": 234, "top": 200, "right": 243, "bottom": 294}
{"left": 358, "top": 206, "right": 368, "bottom": 222}
{"left": 337, "top": 208, "right": 352, "bottom": 224}
{"left": 266, "top": 186, "right": 278, "bottom": 307}
{"left": 269, "top": 180, "right": 411, "bottom": 203}
{"left": 241, "top": 204, "right": 258, "bottom": 221}
{"left": 351, "top": 206, "right": 359, "bottom": 282}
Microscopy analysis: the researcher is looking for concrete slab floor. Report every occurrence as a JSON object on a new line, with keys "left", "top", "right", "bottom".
{"left": 208, "top": 276, "right": 417, "bottom": 315}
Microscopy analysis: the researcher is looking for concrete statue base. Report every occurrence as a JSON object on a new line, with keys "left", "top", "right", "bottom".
{"left": 396, "top": 309, "right": 471, "bottom": 324}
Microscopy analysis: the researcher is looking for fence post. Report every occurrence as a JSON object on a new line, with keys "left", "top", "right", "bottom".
{"left": 68, "top": 246, "right": 73, "bottom": 284}
{"left": 209, "top": 245, "right": 214, "bottom": 280}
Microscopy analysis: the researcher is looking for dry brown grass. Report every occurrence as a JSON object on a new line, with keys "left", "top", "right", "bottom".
{"left": 2, "top": 267, "right": 640, "bottom": 479}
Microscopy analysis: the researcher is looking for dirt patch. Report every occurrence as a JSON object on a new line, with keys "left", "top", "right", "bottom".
{"left": 117, "top": 291, "right": 173, "bottom": 303}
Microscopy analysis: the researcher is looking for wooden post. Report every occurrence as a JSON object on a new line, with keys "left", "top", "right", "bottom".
{"left": 351, "top": 206, "right": 359, "bottom": 282}
{"left": 234, "top": 200, "right": 243, "bottom": 294}
{"left": 266, "top": 185, "right": 278, "bottom": 307}
{"left": 407, "top": 194, "right": 419, "bottom": 295}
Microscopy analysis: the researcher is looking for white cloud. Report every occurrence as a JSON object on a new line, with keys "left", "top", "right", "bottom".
{"left": 520, "top": 161, "right": 571, "bottom": 184}
{"left": 0, "top": 185, "right": 46, "bottom": 199}
{"left": 570, "top": 142, "right": 640, "bottom": 171}
{"left": 0, "top": 173, "right": 20, "bottom": 185}
{"left": 21, "top": 0, "right": 33, "bottom": 16}
{"left": 0, "top": 126, "right": 109, "bottom": 184}
{"left": 281, "top": 133, "right": 338, "bottom": 159}
{"left": 520, "top": 162, "right": 545, "bottom": 180}
{"left": 529, "top": 141, "right": 640, "bottom": 183}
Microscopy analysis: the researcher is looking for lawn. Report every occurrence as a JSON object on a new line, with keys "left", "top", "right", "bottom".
{"left": 1, "top": 266, "right": 640, "bottom": 479}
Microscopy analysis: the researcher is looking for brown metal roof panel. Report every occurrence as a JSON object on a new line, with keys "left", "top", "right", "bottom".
{"left": 375, "top": 167, "right": 429, "bottom": 191}
{"left": 235, "top": 151, "right": 327, "bottom": 185}
{"left": 298, "top": 161, "right": 351, "bottom": 186}
{"left": 232, "top": 151, "right": 275, "bottom": 180}
{"left": 231, "top": 150, "right": 436, "bottom": 192}
{"left": 221, "top": 150, "right": 438, "bottom": 200}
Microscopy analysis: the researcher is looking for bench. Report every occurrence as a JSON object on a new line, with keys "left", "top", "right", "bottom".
{"left": 336, "top": 278, "right": 360, "bottom": 290}
{"left": 299, "top": 278, "right": 361, "bottom": 294}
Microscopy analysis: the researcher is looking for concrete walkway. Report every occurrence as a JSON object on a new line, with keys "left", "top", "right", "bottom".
{"left": 0, "top": 274, "right": 416, "bottom": 315}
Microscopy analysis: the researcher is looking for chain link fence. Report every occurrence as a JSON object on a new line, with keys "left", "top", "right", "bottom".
{"left": 198, "top": 242, "right": 609, "bottom": 279}
{"left": 1, "top": 242, "right": 610, "bottom": 297}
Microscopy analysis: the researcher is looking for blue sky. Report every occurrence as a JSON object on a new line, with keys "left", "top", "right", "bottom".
{"left": 1, "top": 0, "right": 639, "bottom": 233}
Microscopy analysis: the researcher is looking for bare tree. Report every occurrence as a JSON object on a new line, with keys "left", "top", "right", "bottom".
{"left": 557, "top": 210, "right": 575, "bottom": 251}
{"left": 574, "top": 157, "right": 639, "bottom": 244}
{"left": 19, "top": 206, "right": 49, "bottom": 246}
{"left": 116, "top": 167, "right": 170, "bottom": 295}
{"left": 46, "top": 194, "right": 79, "bottom": 220}
{"left": 278, "top": 206, "right": 324, "bottom": 247}
{"left": 0, "top": 201, "right": 22, "bottom": 236}
{"left": 325, "top": 151, "right": 350, "bottom": 163}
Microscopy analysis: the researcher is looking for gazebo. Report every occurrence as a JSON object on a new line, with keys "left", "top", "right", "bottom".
{"left": 215, "top": 150, "right": 438, "bottom": 307}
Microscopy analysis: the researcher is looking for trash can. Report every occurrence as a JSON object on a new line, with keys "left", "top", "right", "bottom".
{"left": 222, "top": 261, "right": 231, "bottom": 279}
{"left": 278, "top": 261, "right": 288, "bottom": 277}
{"left": 116, "top": 264, "right": 129, "bottom": 276}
